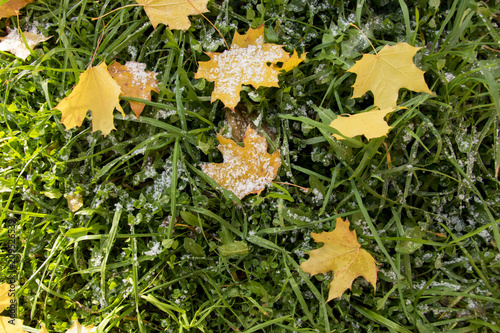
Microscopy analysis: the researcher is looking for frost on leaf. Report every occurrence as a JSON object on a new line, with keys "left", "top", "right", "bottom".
{"left": 0, "top": 28, "right": 49, "bottom": 60}
{"left": 0, "top": 0, "right": 33, "bottom": 19}
{"left": 108, "top": 61, "right": 159, "bottom": 118}
{"left": 300, "top": 218, "right": 378, "bottom": 301}
{"left": 329, "top": 108, "right": 395, "bottom": 140}
{"left": 55, "top": 62, "right": 124, "bottom": 136}
{"left": 348, "top": 42, "right": 433, "bottom": 109}
{"left": 195, "top": 25, "right": 301, "bottom": 110}
{"left": 201, "top": 126, "right": 281, "bottom": 200}
{"left": 135, "top": 0, "right": 209, "bottom": 31}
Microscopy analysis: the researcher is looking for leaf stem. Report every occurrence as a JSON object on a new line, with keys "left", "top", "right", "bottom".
{"left": 349, "top": 23, "right": 377, "bottom": 55}
{"left": 92, "top": 4, "right": 144, "bottom": 21}
{"left": 186, "top": 0, "right": 229, "bottom": 49}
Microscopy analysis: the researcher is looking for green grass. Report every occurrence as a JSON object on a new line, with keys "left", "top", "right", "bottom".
{"left": 1, "top": 0, "right": 500, "bottom": 332}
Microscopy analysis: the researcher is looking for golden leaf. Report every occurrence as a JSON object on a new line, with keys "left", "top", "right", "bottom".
{"left": 108, "top": 61, "right": 159, "bottom": 118}
{"left": 65, "top": 319, "right": 96, "bottom": 333}
{"left": 300, "top": 218, "right": 378, "bottom": 301}
{"left": 67, "top": 193, "right": 83, "bottom": 213}
{"left": 274, "top": 49, "right": 306, "bottom": 72}
{"left": 55, "top": 62, "right": 124, "bottom": 136}
{"left": 195, "top": 25, "right": 294, "bottom": 110}
{"left": 0, "top": 29, "right": 49, "bottom": 60}
{"left": 0, "top": 317, "right": 23, "bottom": 333}
{"left": 0, "top": 0, "right": 33, "bottom": 19}
{"left": 135, "top": 0, "right": 209, "bottom": 31}
{"left": 348, "top": 42, "right": 433, "bottom": 109}
{"left": 329, "top": 108, "right": 395, "bottom": 140}
{"left": 201, "top": 126, "right": 281, "bottom": 199}
{"left": 0, "top": 283, "right": 11, "bottom": 313}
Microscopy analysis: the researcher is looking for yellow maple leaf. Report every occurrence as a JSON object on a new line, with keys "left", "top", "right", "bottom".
{"left": 55, "top": 62, "right": 124, "bottom": 136}
{"left": 195, "top": 25, "right": 292, "bottom": 110}
{"left": 0, "top": 283, "right": 10, "bottom": 313}
{"left": 0, "top": 0, "right": 33, "bottom": 19}
{"left": 135, "top": 0, "right": 209, "bottom": 31}
{"left": 348, "top": 42, "right": 433, "bottom": 109}
{"left": 329, "top": 108, "right": 395, "bottom": 140}
{"left": 201, "top": 126, "right": 281, "bottom": 200}
{"left": 274, "top": 49, "right": 306, "bottom": 72}
{"left": 65, "top": 319, "right": 96, "bottom": 333}
{"left": 0, "top": 29, "right": 49, "bottom": 60}
{"left": 108, "top": 61, "right": 159, "bottom": 118}
{"left": 300, "top": 217, "right": 378, "bottom": 301}
{"left": 0, "top": 317, "right": 24, "bottom": 333}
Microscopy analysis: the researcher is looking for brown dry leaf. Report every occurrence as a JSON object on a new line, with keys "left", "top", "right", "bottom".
{"left": 55, "top": 62, "right": 124, "bottom": 136}
{"left": 329, "top": 108, "right": 395, "bottom": 140}
{"left": 201, "top": 126, "right": 281, "bottom": 199}
{"left": 0, "top": 0, "right": 33, "bottom": 19}
{"left": 108, "top": 61, "right": 159, "bottom": 118}
{"left": 0, "top": 28, "right": 49, "bottom": 60}
{"left": 195, "top": 25, "right": 296, "bottom": 110}
{"left": 300, "top": 217, "right": 378, "bottom": 301}
{"left": 348, "top": 42, "right": 433, "bottom": 109}
{"left": 135, "top": 0, "right": 209, "bottom": 31}
{"left": 225, "top": 106, "right": 276, "bottom": 142}
{"left": 65, "top": 319, "right": 96, "bottom": 333}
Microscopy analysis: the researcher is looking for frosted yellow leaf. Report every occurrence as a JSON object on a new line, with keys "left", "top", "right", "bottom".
{"left": 65, "top": 319, "right": 96, "bottom": 333}
{"left": 348, "top": 42, "right": 433, "bottom": 109}
{"left": 55, "top": 62, "right": 124, "bottom": 136}
{"left": 0, "top": 0, "right": 33, "bottom": 19}
{"left": 108, "top": 61, "right": 159, "bottom": 118}
{"left": 135, "top": 0, "right": 209, "bottom": 30}
{"left": 0, "top": 317, "right": 23, "bottom": 333}
{"left": 67, "top": 193, "right": 83, "bottom": 212}
{"left": 274, "top": 49, "right": 306, "bottom": 72}
{"left": 329, "top": 108, "right": 394, "bottom": 140}
{"left": 300, "top": 218, "right": 378, "bottom": 301}
{"left": 195, "top": 25, "right": 291, "bottom": 110}
{"left": 0, "top": 29, "right": 50, "bottom": 60}
{"left": 201, "top": 126, "right": 281, "bottom": 199}
{"left": 0, "top": 283, "right": 11, "bottom": 313}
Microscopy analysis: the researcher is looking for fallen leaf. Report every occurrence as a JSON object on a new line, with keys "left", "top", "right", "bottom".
{"left": 348, "top": 42, "right": 433, "bottom": 109}
{"left": 274, "top": 49, "right": 306, "bottom": 72}
{"left": 300, "top": 217, "right": 378, "bottom": 301}
{"left": 135, "top": 0, "right": 209, "bottom": 31}
{"left": 0, "top": 0, "right": 33, "bottom": 19}
{"left": 201, "top": 126, "right": 281, "bottom": 199}
{"left": 0, "top": 283, "right": 11, "bottom": 313}
{"left": 195, "top": 25, "right": 294, "bottom": 110}
{"left": 0, "top": 317, "right": 24, "bottom": 333}
{"left": 67, "top": 193, "right": 83, "bottom": 212}
{"left": 55, "top": 62, "right": 124, "bottom": 136}
{"left": 108, "top": 61, "right": 159, "bottom": 118}
{"left": 0, "top": 28, "right": 49, "bottom": 60}
{"left": 65, "top": 319, "right": 96, "bottom": 333}
{"left": 329, "top": 108, "right": 395, "bottom": 140}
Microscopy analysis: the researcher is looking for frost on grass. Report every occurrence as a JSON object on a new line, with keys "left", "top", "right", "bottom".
{"left": 201, "top": 127, "right": 281, "bottom": 200}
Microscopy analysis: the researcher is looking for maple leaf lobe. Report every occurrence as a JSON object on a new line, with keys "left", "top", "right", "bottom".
{"left": 55, "top": 62, "right": 124, "bottom": 136}
{"left": 0, "top": 0, "right": 33, "bottom": 19}
{"left": 108, "top": 61, "right": 159, "bottom": 118}
{"left": 136, "top": 0, "right": 209, "bottom": 31}
{"left": 348, "top": 42, "right": 433, "bottom": 109}
{"left": 201, "top": 127, "right": 281, "bottom": 199}
{"left": 300, "top": 217, "right": 378, "bottom": 301}
{"left": 329, "top": 108, "right": 395, "bottom": 140}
